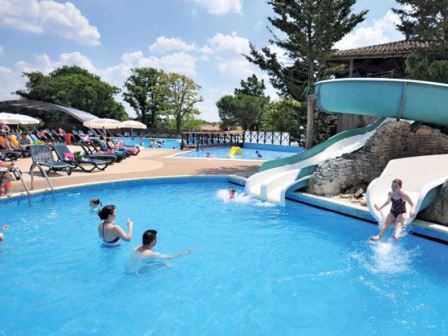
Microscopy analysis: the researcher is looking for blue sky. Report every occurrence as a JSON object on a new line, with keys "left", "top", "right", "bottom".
{"left": 0, "top": 0, "right": 403, "bottom": 121}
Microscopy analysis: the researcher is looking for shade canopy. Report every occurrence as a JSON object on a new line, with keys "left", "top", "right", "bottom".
{"left": 119, "top": 120, "right": 147, "bottom": 129}
{"left": 0, "top": 112, "right": 40, "bottom": 125}
{"left": 83, "top": 118, "right": 121, "bottom": 129}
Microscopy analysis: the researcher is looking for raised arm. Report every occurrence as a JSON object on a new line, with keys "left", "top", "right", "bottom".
{"left": 113, "top": 220, "right": 133, "bottom": 241}
{"left": 374, "top": 193, "right": 391, "bottom": 211}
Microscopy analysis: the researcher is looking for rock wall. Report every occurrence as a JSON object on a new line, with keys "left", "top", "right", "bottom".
{"left": 308, "top": 121, "right": 448, "bottom": 196}
{"left": 419, "top": 180, "right": 448, "bottom": 225}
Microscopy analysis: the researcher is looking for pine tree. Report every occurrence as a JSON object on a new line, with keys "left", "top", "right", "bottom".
{"left": 393, "top": 1, "right": 448, "bottom": 83}
{"left": 247, "top": 0, "right": 366, "bottom": 99}
{"left": 246, "top": 0, "right": 367, "bottom": 146}
{"left": 393, "top": 0, "right": 448, "bottom": 43}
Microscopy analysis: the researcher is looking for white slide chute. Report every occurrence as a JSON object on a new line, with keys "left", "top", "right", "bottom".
{"left": 367, "top": 155, "right": 448, "bottom": 226}
{"left": 246, "top": 118, "right": 390, "bottom": 205}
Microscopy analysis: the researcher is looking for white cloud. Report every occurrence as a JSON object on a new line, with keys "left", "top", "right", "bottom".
{"left": 0, "top": 0, "right": 101, "bottom": 46}
{"left": 0, "top": 31, "right": 274, "bottom": 121}
{"left": 0, "top": 65, "right": 23, "bottom": 101}
{"left": 205, "top": 32, "right": 250, "bottom": 55}
{"left": 335, "top": 10, "right": 403, "bottom": 50}
{"left": 16, "top": 52, "right": 98, "bottom": 75}
{"left": 149, "top": 36, "right": 195, "bottom": 53}
{"left": 190, "top": 0, "right": 242, "bottom": 15}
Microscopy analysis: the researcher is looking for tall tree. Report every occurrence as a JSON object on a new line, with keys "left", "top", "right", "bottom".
{"left": 16, "top": 66, "right": 127, "bottom": 120}
{"left": 234, "top": 74, "right": 266, "bottom": 96}
{"left": 262, "top": 98, "right": 304, "bottom": 136}
{"left": 122, "top": 67, "right": 165, "bottom": 127}
{"left": 160, "top": 73, "right": 202, "bottom": 134}
{"left": 217, "top": 94, "right": 269, "bottom": 131}
{"left": 393, "top": 1, "right": 448, "bottom": 83}
{"left": 393, "top": 1, "right": 448, "bottom": 42}
{"left": 247, "top": 0, "right": 367, "bottom": 146}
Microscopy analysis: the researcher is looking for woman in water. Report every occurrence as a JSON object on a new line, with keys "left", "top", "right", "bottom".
{"left": 370, "top": 178, "right": 415, "bottom": 241}
{"left": 97, "top": 205, "right": 133, "bottom": 247}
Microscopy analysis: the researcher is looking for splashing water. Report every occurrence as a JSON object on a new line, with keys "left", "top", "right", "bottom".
{"left": 216, "top": 189, "right": 275, "bottom": 207}
{"left": 351, "top": 240, "right": 420, "bottom": 275}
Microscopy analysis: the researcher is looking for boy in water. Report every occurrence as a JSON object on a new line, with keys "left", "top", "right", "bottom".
{"left": 135, "top": 230, "right": 192, "bottom": 259}
{"left": 0, "top": 224, "right": 10, "bottom": 243}
{"left": 228, "top": 189, "right": 236, "bottom": 200}
{"left": 89, "top": 198, "right": 102, "bottom": 212}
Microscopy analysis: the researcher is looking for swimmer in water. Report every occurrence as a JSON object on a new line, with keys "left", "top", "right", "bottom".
{"left": 135, "top": 229, "right": 192, "bottom": 259}
{"left": 255, "top": 150, "right": 262, "bottom": 158}
{"left": 206, "top": 152, "right": 211, "bottom": 158}
{"left": 370, "top": 178, "right": 415, "bottom": 242}
{"left": 97, "top": 205, "right": 133, "bottom": 247}
{"left": 89, "top": 198, "right": 102, "bottom": 211}
{"left": 228, "top": 189, "right": 236, "bottom": 200}
{"left": 0, "top": 224, "right": 9, "bottom": 243}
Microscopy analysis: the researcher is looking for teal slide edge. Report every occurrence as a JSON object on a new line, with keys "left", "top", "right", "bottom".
{"left": 259, "top": 117, "right": 386, "bottom": 172}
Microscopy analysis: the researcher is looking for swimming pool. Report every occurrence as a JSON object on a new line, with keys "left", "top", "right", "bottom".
{"left": 116, "top": 137, "right": 181, "bottom": 149}
{"left": 1, "top": 177, "right": 447, "bottom": 335}
{"left": 176, "top": 144, "right": 303, "bottom": 161}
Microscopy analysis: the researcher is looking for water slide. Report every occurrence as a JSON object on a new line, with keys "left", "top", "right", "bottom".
{"left": 367, "top": 155, "right": 448, "bottom": 226}
{"left": 246, "top": 78, "right": 448, "bottom": 207}
{"left": 245, "top": 117, "right": 386, "bottom": 205}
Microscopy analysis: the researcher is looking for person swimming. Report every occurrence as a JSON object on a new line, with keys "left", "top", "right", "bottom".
{"left": 89, "top": 198, "right": 102, "bottom": 212}
{"left": 97, "top": 205, "right": 133, "bottom": 247}
{"left": 134, "top": 229, "right": 192, "bottom": 259}
{"left": 370, "top": 178, "right": 416, "bottom": 241}
{"left": 255, "top": 150, "right": 262, "bottom": 158}
{"left": 228, "top": 189, "right": 236, "bottom": 200}
{"left": 0, "top": 224, "right": 9, "bottom": 243}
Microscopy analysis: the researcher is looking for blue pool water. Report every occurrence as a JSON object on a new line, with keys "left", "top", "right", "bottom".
{"left": 177, "top": 145, "right": 303, "bottom": 161}
{"left": 0, "top": 178, "right": 447, "bottom": 335}
{"left": 116, "top": 137, "right": 180, "bottom": 149}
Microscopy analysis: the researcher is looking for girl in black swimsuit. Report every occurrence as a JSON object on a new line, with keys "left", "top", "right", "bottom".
{"left": 97, "top": 205, "right": 134, "bottom": 247}
{"left": 370, "top": 179, "right": 416, "bottom": 241}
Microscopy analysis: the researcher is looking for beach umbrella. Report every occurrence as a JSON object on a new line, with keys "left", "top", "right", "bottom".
{"left": 83, "top": 118, "right": 122, "bottom": 137}
{"left": 119, "top": 120, "right": 147, "bottom": 137}
{"left": 0, "top": 112, "right": 40, "bottom": 125}
{"left": 83, "top": 118, "right": 121, "bottom": 129}
{"left": 119, "top": 120, "right": 147, "bottom": 129}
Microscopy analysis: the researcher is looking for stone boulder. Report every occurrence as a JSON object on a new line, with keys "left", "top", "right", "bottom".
{"left": 419, "top": 180, "right": 448, "bottom": 225}
{"left": 307, "top": 121, "right": 448, "bottom": 196}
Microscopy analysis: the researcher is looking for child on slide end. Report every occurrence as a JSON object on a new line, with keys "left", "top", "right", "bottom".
{"left": 370, "top": 178, "right": 416, "bottom": 242}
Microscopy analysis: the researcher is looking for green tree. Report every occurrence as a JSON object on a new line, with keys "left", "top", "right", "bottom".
{"left": 160, "top": 73, "right": 202, "bottom": 134}
{"left": 262, "top": 98, "right": 304, "bottom": 136}
{"left": 122, "top": 67, "right": 165, "bottom": 127}
{"left": 217, "top": 94, "right": 269, "bottom": 131}
{"left": 393, "top": 1, "right": 448, "bottom": 83}
{"left": 234, "top": 74, "right": 266, "bottom": 96}
{"left": 16, "top": 65, "right": 127, "bottom": 120}
{"left": 246, "top": 0, "right": 367, "bottom": 145}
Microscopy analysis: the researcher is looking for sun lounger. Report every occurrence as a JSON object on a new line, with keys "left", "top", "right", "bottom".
{"left": 54, "top": 143, "right": 110, "bottom": 172}
{"left": 30, "top": 145, "right": 72, "bottom": 177}
{"left": 79, "top": 141, "right": 119, "bottom": 162}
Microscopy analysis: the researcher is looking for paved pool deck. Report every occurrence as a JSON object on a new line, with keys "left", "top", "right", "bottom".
{"left": 5, "top": 146, "right": 261, "bottom": 195}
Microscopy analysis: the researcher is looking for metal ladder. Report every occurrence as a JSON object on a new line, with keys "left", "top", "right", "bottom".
{"left": 30, "top": 163, "right": 54, "bottom": 192}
